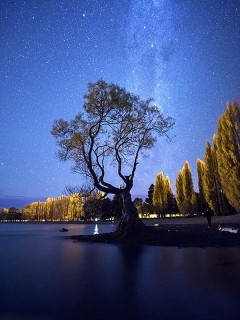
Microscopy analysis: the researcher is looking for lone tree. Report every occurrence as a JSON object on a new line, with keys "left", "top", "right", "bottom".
{"left": 51, "top": 80, "right": 174, "bottom": 234}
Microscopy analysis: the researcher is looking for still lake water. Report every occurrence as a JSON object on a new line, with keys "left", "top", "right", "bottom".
{"left": 0, "top": 223, "right": 240, "bottom": 320}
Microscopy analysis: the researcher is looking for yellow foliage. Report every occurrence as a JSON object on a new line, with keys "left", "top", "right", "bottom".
{"left": 214, "top": 101, "right": 240, "bottom": 213}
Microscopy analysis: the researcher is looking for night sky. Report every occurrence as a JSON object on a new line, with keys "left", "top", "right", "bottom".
{"left": 1, "top": 0, "right": 239, "bottom": 209}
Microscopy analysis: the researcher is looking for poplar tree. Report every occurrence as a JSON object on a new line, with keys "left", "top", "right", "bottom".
{"left": 46, "top": 197, "right": 54, "bottom": 221}
{"left": 214, "top": 101, "right": 240, "bottom": 213}
{"left": 153, "top": 172, "right": 166, "bottom": 216}
{"left": 164, "top": 176, "right": 174, "bottom": 213}
{"left": 183, "top": 161, "right": 195, "bottom": 214}
{"left": 203, "top": 142, "right": 228, "bottom": 215}
{"left": 176, "top": 161, "right": 195, "bottom": 215}
{"left": 182, "top": 161, "right": 194, "bottom": 201}
{"left": 69, "top": 193, "right": 83, "bottom": 220}
{"left": 153, "top": 172, "right": 174, "bottom": 216}
{"left": 176, "top": 170, "right": 184, "bottom": 214}
{"left": 197, "top": 159, "right": 209, "bottom": 213}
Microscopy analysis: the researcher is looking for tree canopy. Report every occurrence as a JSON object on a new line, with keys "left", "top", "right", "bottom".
{"left": 214, "top": 101, "right": 240, "bottom": 213}
{"left": 152, "top": 172, "right": 173, "bottom": 217}
{"left": 176, "top": 161, "right": 196, "bottom": 215}
{"left": 51, "top": 80, "right": 174, "bottom": 197}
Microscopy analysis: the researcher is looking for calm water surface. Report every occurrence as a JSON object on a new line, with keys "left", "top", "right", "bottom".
{"left": 0, "top": 223, "right": 240, "bottom": 320}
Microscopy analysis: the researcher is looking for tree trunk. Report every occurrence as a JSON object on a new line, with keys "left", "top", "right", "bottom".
{"left": 115, "top": 191, "right": 147, "bottom": 235}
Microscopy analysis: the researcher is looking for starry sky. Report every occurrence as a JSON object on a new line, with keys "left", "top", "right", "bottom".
{"left": 0, "top": 0, "right": 239, "bottom": 209}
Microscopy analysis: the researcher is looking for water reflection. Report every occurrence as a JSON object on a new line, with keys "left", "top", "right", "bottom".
{"left": 94, "top": 224, "right": 99, "bottom": 235}
{"left": 1, "top": 223, "right": 240, "bottom": 320}
{"left": 116, "top": 245, "right": 145, "bottom": 318}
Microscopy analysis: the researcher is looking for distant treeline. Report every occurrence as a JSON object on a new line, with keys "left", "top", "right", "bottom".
{"left": 0, "top": 193, "right": 124, "bottom": 222}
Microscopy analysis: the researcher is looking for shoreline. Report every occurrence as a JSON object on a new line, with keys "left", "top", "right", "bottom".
{"left": 1, "top": 213, "right": 240, "bottom": 225}
{"left": 69, "top": 220, "right": 240, "bottom": 248}
{"left": 68, "top": 214, "right": 240, "bottom": 248}
{"left": 1, "top": 214, "right": 240, "bottom": 248}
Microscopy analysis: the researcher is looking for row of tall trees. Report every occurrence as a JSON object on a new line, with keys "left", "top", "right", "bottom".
{"left": 197, "top": 101, "right": 239, "bottom": 215}
{"left": 152, "top": 172, "right": 176, "bottom": 216}
{"left": 214, "top": 101, "right": 239, "bottom": 213}
{"left": 19, "top": 193, "right": 124, "bottom": 221}
{"left": 176, "top": 161, "right": 198, "bottom": 215}
{"left": 149, "top": 162, "right": 198, "bottom": 217}
{"left": 150, "top": 101, "right": 239, "bottom": 217}
{"left": 22, "top": 194, "right": 83, "bottom": 221}
{"left": 0, "top": 193, "right": 124, "bottom": 222}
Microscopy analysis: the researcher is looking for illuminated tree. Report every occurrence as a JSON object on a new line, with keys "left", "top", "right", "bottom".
{"left": 182, "top": 161, "right": 194, "bottom": 201}
{"left": 176, "top": 161, "right": 195, "bottom": 215}
{"left": 214, "top": 101, "right": 240, "bottom": 213}
{"left": 23, "top": 202, "right": 40, "bottom": 220}
{"left": 52, "top": 80, "right": 174, "bottom": 234}
{"left": 46, "top": 197, "right": 54, "bottom": 220}
{"left": 0, "top": 208, "right": 8, "bottom": 220}
{"left": 60, "top": 196, "right": 71, "bottom": 220}
{"left": 176, "top": 170, "right": 184, "bottom": 214}
{"left": 197, "top": 159, "right": 209, "bottom": 213}
{"left": 68, "top": 193, "right": 83, "bottom": 220}
{"left": 153, "top": 172, "right": 166, "bottom": 216}
{"left": 153, "top": 172, "right": 173, "bottom": 217}
{"left": 203, "top": 142, "right": 228, "bottom": 215}
{"left": 38, "top": 201, "right": 46, "bottom": 221}
{"left": 23, "top": 201, "right": 35, "bottom": 220}
{"left": 164, "top": 176, "right": 174, "bottom": 213}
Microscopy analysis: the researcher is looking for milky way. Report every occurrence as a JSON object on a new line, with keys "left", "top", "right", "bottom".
{"left": 126, "top": 0, "right": 175, "bottom": 108}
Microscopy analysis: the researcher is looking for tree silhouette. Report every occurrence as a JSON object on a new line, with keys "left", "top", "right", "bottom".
{"left": 51, "top": 80, "right": 174, "bottom": 234}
